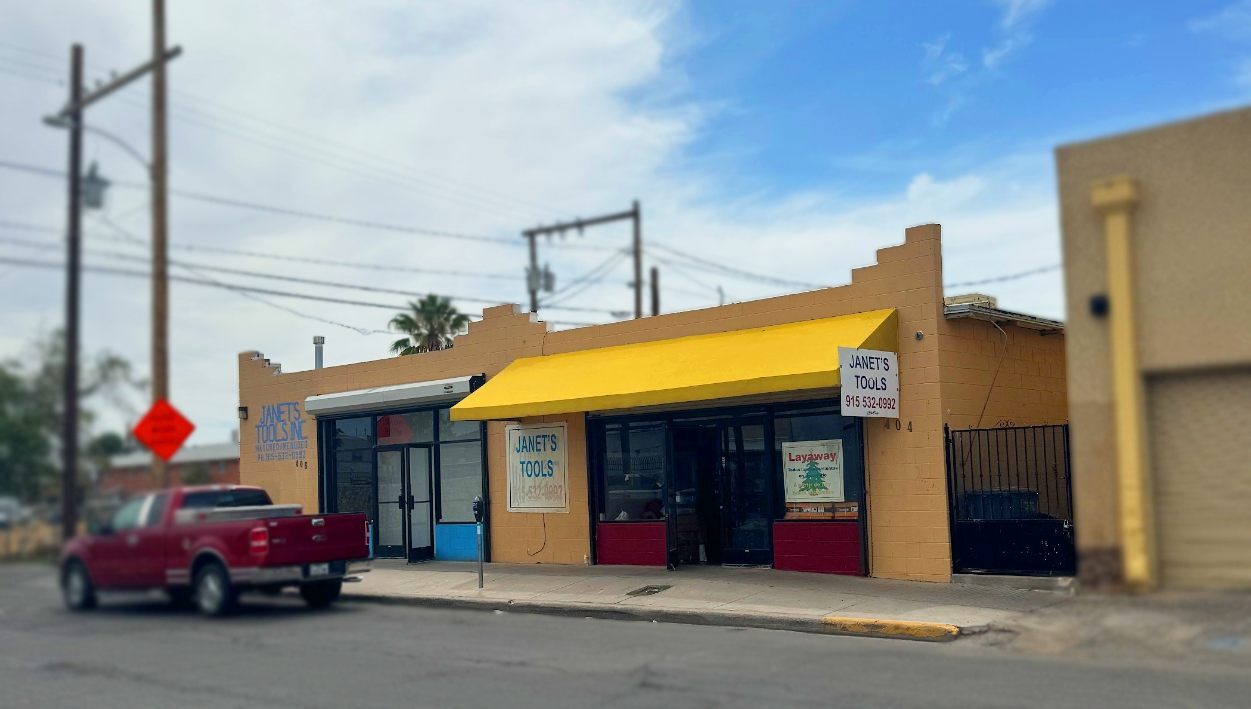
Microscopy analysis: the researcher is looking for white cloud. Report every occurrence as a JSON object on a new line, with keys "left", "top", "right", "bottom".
{"left": 1, "top": 1, "right": 1063, "bottom": 446}
{"left": 1190, "top": 1, "right": 1251, "bottom": 41}
{"left": 920, "top": 33, "right": 970, "bottom": 86}
{"left": 983, "top": 0, "right": 1051, "bottom": 69}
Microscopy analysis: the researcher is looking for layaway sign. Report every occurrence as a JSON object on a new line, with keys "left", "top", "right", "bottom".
{"left": 783, "top": 439, "right": 844, "bottom": 503}
{"left": 506, "top": 423, "right": 568, "bottom": 513}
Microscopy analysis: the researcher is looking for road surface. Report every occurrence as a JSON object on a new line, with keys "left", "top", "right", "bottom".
{"left": 1, "top": 564, "right": 1246, "bottom": 708}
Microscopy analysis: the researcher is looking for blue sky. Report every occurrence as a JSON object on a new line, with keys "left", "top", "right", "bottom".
{"left": 3, "top": 0, "right": 1250, "bottom": 443}
{"left": 668, "top": 0, "right": 1251, "bottom": 201}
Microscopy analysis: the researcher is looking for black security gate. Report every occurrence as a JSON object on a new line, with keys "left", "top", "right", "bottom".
{"left": 945, "top": 424, "right": 1075, "bottom": 576}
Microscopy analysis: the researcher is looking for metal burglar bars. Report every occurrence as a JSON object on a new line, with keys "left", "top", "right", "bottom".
{"left": 945, "top": 424, "right": 1076, "bottom": 576}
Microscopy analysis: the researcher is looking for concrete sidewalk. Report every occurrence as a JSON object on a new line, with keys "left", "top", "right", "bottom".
{"left": 343, "top": 561, "right": 1069, "bottom": 641}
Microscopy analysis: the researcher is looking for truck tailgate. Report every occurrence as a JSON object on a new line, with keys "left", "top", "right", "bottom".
{"left": 261, "top": 513, "right": 368, "bottom": 566}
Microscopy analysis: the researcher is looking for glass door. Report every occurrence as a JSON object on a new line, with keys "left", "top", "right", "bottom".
{"left": 406, "top": 446, "right": 434, "bottom": 562}
{"left": 719, "top": 419, "right": 773, "bottom": 565}
{"left": 375, "top": 450, "right": 406, "bottom": 558}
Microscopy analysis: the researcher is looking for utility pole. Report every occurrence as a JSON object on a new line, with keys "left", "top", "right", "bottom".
{"left": 650, "top": 266, "right": 659, "bottom": 317}
{"left": 151, "top": 0, "right": 171, "bottom": 486}
{"left": 45, "top": 33, "right": 181, "bottom": 508}
{"left": 60, "top": 44, "right": 84, "bottom": 544}
{"left": 522, "top": 202, "right": 642, "bottom": 318}
{"left": 525, "top": 232, "right": 540, "bottom": 313}
{"left": 631, "top": 200, "right": 642, "bottom": 319}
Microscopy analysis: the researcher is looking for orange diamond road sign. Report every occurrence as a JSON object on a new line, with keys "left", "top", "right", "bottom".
{"left": 132, "top": 399, "right": 195, "bottom": 462}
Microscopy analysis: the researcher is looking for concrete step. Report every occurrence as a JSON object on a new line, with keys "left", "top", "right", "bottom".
{"left": 952, "top": 573, "right": 1077, "bottom": 595}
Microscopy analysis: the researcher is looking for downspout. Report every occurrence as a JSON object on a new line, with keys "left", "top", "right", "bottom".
{"left": 1091, "top": 175, "right": 1155, "bottom": 591}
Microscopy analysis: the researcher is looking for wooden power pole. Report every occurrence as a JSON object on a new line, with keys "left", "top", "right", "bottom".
{"left": 151, "top": 0, "right": 171, "bottom": 486}
{"left": 650, "top": 266, "right": 659, "bottom": 317}
{"left": 60, "top": 45, "right": 84, "bottom": 544}
{"left": 522, "top": 202, "right": 643, "bottom": 319}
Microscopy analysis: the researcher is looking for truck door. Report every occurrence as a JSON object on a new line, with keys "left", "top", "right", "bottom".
{"left": 127, "top": 491, "right": 170, "bottom": 587}
{"left": 89, "top": 497, "right": 146, "bottom": 587}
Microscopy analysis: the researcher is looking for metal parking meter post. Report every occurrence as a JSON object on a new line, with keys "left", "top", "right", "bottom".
{"left": 472, "top": 496, "right": 484, "bottom": 589}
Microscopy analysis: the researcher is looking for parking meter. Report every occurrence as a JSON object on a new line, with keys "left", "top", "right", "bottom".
{"left": 472, "top": 496, "right": 484, "bottom": 589}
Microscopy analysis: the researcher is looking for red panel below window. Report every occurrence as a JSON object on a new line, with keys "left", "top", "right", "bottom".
{"left": 772, "top": 521, "right": 863, "bottom": 575}
{"left": 596, "top": 522, "right": 667, "bottom": 566}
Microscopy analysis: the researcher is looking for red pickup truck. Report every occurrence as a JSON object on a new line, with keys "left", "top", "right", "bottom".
{"left": 60, "top": 486, "right": 369, "bottom": 616}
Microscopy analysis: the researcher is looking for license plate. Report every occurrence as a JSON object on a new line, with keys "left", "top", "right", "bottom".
{"left": 309, "top": 563, "right": 330, "bottom": 577}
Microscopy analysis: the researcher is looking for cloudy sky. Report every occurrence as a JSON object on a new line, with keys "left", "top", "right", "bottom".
{"left": 2, "top": 0, "right": 1249, "bottom": 445}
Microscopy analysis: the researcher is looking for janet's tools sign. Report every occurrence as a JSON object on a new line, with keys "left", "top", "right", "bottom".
{"left": 505, "top": 423, "right": 568, "bottom": 513}
{"left": 838, "top": 347, "right": 899, "bottom": 418}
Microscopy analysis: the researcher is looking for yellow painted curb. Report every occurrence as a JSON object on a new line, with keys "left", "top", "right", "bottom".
{"left": 820, "top": 615, "right": 961, "bottom": 641}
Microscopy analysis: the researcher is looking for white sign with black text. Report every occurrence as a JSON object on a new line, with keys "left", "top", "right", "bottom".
{"left": 505, "top": 423, "right": 568, "bottom": 513}
{"left": 838, "top": 347, "right": 899, "bottom": 418}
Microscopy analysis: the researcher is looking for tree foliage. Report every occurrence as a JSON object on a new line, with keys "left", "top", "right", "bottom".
{"left": 388, "top": 295, "right": 470, "bottom": 356}
{"left": 0, "top": 330, "right": 145, "bottom": 502}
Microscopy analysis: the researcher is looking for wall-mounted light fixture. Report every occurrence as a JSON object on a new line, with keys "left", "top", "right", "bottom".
{"left": 237, "top": 406, "right": 248, "bottom": 420}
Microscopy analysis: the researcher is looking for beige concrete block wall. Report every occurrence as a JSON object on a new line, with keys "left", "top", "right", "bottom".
{"left": 238, "top": 224, "right": 1041, "bottom": 581}
{"left": 486, "top": 414, "right": 591, "bottom": 565}
{"left": 1057, "top": 106, "right": 1251, "bottom": 587}
{"left": 939, "top": 318, "right": 1068, "bottom": 430}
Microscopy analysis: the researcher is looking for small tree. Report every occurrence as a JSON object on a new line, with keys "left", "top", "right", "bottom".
{"left": 797, "top": 459, "right": 828, "bottom": 495}
{"left": 388, "top": 294, "right": 470, "bottom": 356}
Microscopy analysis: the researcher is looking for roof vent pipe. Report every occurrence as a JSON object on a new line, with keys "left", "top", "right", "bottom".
{"left": 314, "top": 335, "right": 325, "bottom": 370}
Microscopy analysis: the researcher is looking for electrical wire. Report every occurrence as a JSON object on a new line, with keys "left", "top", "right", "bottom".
{"left": 0, "top": 228, "right": 619, "bottom": 315}
{"left": 0, "top": 43, "right": 566, "bottom": 222}
{"left": 944, "top": 264, "right": 1061, "bottom": 289}
{"left": 0, "top": 254, "right": 600, "bottom": 328}
{"left": 648, "top": 242, "right": 829, "bottom": 290}
{"left": 541, "top": 252, "right": 629, "bottom": 308}
{"left": 0, "top": 159, "right": 617, "bottom": 252}
{"left": 0, "top": 217, "right": 518, "bottom": 280}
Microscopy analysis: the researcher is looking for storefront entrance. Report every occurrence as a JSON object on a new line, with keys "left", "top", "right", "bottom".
{"left": 375, "top": 446, "right": 434, "bottom": 562}
{"left": 671, "top": 419, "right": 771, "bottom": 566}
{"left": 591, "top": 401, "right": 866, "bottom": 574}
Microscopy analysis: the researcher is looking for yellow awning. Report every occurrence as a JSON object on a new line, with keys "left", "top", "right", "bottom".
{"left": 450, "top": 308, "right": 897, "bottom": 421}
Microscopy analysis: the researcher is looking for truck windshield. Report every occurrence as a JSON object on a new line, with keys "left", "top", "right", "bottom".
{"left": 180, "top": 490, "right": 272, "bottom": 509}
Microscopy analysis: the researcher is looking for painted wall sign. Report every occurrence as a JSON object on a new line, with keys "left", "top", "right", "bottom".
{"left": 838, "top": 347, "right": 899, "bottom": 418}
{"left": 254, "top": 401, "right": 309, "bottom": 462}
{"left": 783, "top": 439, "right": 844, "bottom": 504}
{"left": 505, "top": 423, "right": 568, "bottom": 513}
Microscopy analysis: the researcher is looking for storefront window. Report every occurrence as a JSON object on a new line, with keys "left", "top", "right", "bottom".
{"left": 774, "top": 408, "right": 862, "bottom": 520}
{"left": 602, "top": 423, "right": 666, "bottom": 521}
{"left": 334, "top": 417, "right": 375, "bottom": 519}
{"left": 438, "top": 440, "right": 482, "bottom": 523}
{"left": 438, "top": 408, "right": 480, "bottom": 442}
{"left": 377, "top": 411, "right": 434, "bottom": 445}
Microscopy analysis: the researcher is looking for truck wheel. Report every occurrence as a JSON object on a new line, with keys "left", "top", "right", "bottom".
{"left": 299, "top": 580, "right": 342, "bottom": 609}
{"left": 194, "top": 562, "right": 237, "bottom": 617}
{"left": 62, "top": 560, "right": 97, "bottom": 611}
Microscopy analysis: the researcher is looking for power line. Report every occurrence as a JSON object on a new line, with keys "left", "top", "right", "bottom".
{"left": 0, "top": 254, "right": 600, "bottom": 328}
{"left": 944, "top": 264, "right": 1061, "bottom": 289}
{"left": 0, "top": 159, "right": 616, "bottom": 252}
{"left": 647, "top": 242, "right": 828, "bottom": 290}
{"left": 541, "top": 252, "right": 629, "bottom": 309}
{"left": 0, "top": 217, "right": 517, "bottom": 279}
{"left": 1, "top": 229, "right": 618, "bottom": 315}
{"left": 0, "top": 43, "right": 565, "bottom": 222}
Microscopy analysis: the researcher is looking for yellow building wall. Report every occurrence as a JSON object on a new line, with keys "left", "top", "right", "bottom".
{"left": 237, "top": 223, "right": 1064, "bottom": 581}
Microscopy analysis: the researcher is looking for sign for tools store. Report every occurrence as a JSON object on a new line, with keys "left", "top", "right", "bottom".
{"left": 506, "top": 422, "right": 568, "bottom": 513}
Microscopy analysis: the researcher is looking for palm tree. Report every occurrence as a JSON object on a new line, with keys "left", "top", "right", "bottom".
{"left": 388, "top": 295, "right": 470, "bottom": 355}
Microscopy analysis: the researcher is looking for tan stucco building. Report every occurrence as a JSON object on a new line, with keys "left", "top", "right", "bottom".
{"left": 238, "top": 224, "right": 1068, "bottom": 582}
{"left": 1057, "top": 106, "right": 1251, "bottom": 590}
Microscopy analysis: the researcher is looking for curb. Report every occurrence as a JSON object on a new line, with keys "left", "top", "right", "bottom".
{"left": 342, "top": 592, "right": 966, "bottom": 642}
{"left": 820, "top": 615, "right": 962, "bottom": 641}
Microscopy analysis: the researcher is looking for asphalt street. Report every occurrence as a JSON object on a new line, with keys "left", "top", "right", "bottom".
{"left": 1, "top": 563, "right": 1247, "bottom": 708}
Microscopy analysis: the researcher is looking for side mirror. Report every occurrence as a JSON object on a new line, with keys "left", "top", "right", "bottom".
{"left": 94, "top": 522, "right": 114, "bottom": 537}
